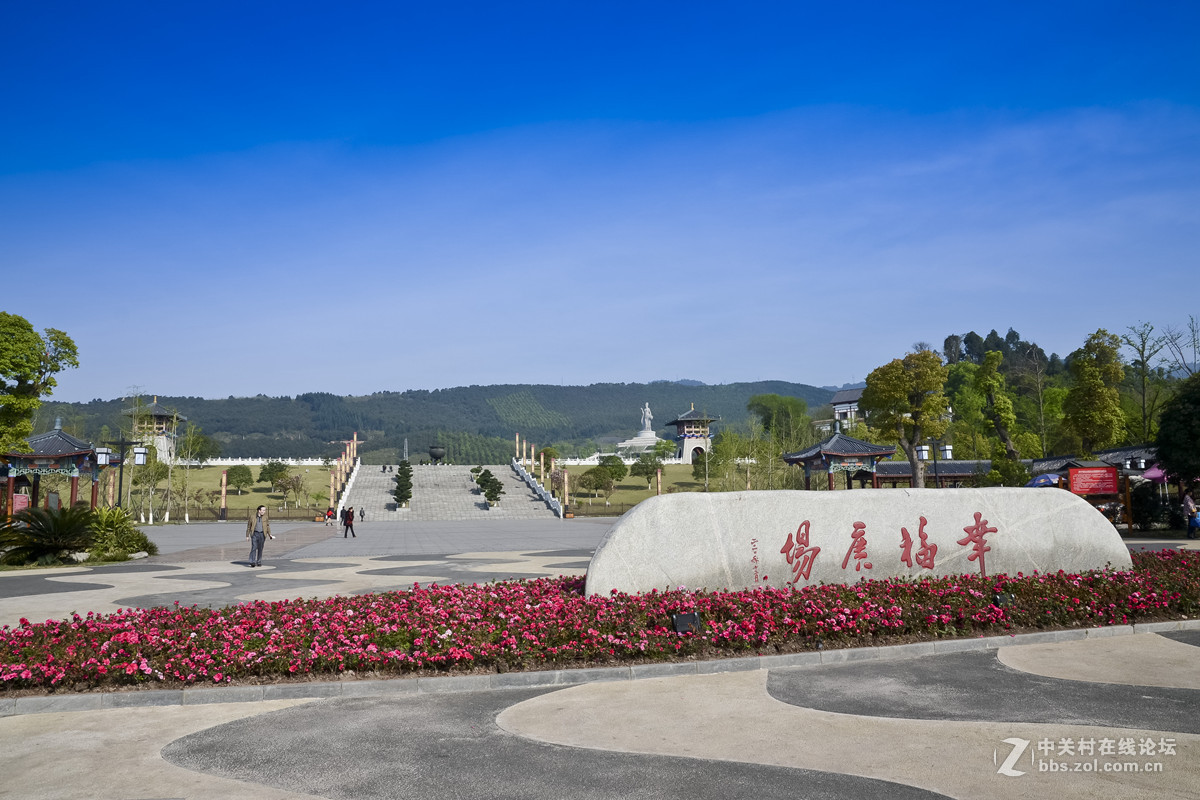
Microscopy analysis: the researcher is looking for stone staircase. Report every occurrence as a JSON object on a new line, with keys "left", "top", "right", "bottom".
{"left": 345, "top": 464, "right": 558, "bottom": 521}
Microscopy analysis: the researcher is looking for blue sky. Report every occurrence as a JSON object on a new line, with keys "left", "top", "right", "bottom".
{"left": 3, "top": 2, "right": 1198, "bottom": 403}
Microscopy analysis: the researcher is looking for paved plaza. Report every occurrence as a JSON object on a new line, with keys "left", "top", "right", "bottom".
{"left": 1, "top": 466, "right": 1198, "bottom": 799}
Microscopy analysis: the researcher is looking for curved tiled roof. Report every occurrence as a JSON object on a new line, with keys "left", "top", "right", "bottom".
{"left": 667, "top": 408, "right": 718, "bottom": 425}
{"left": 6, "top": 426, "right": 94, "bottom": 459}
{"left": 782, "top": 433, "right": 896, "bottom": 463}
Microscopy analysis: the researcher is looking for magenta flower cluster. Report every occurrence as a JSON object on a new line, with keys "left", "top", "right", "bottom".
{"left": 2, "top": 550, "right": 1197, "bottom": 692}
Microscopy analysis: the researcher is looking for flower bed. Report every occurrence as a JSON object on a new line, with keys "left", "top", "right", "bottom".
{"left": 2, "top": 551, "right": 1198, "bottom": 693}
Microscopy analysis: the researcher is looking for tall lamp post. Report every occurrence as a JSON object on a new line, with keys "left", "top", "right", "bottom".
{"left": 95, "top": 438, "right": 146, "bottom": 508}
{"left": 915, "top": 438, "right": 953, "bottom": 488}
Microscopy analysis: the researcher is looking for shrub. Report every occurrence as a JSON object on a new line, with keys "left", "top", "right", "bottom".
{"left": 1130, "top": 482, "right": 1167, "bottom": 531}
{"left": 0, "top": 506, "right": 97, "bottom": 566}
{"left": 89, "top": 507, "right": 158, "bottom": 559}
{"left": 475, "top": 469, "right": 504, "bottom": 503}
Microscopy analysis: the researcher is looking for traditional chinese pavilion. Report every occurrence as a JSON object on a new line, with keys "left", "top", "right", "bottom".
{"left": 667, "top": 404, "right": 718, "bottom": 465}
{"left": 3, "top": 419, "right": 102, "bottom": 518}
{"left": 782, "top": 431, "right": 896, "bottom": 490}
{"left": 127, "top": 396, "right": 184, "bottom": 463}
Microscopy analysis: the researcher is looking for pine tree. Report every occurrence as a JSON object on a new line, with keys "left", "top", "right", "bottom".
{"left": 393, "top": 460, "right": 413, "bottom": 506}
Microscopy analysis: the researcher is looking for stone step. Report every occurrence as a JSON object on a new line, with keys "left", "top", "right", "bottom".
{"left": 343, "top": 464, "right": 558, "bottom": 521}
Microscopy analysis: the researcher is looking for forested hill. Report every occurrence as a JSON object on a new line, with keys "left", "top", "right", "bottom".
{"left": 35, "top": 381, "right": 835, "bottom": 462}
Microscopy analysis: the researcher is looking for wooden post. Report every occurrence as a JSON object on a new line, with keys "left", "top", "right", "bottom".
{"left": 4, "top": 476, "right": 13, "bottom": 521}
{"left": 540, "top": 451, "right": 545, "bottom": 482}
{"left": 69, "top": 475, "right": 79, "bottom": 506}
{"left": 515, "top": 433, "right": 520, "bottom": 461}
{"left": 564, "top": 469, "right": 570, "bottom": 507}
{"left": 90, "top": 475, "right": 99, "bottom": 509}
{"left": 657, "top": 468, "right": 662, "bottom": 496}
{"left": 219, "top": 469, "right": 228, "bottom": 520}
{"left": 330, "top": 471, "right": 335, "bottom": 506}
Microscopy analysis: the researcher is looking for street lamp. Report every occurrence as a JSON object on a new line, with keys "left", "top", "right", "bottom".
{"left": 916, "top": 438, "right": 953, "bottom": 488}
{"left": 96, "top": 437, "right": 145, "bottom": 508}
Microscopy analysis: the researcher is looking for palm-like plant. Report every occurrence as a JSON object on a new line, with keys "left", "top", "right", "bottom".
{"left": 0, "top": 505, "right": 97, "bottom": 566}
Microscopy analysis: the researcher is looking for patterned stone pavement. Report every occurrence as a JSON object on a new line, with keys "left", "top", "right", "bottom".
{"left": 0, "top": 517, "right": 612, "bottom": 627}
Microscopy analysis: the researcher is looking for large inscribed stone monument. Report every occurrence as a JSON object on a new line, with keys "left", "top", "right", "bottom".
{"left": 585, "top": 488, "right": 1133, "bottom": 596}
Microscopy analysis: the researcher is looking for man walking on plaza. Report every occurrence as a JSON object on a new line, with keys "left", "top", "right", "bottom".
{"left": 246, "top": 505, "right": 274, "bottom": 566}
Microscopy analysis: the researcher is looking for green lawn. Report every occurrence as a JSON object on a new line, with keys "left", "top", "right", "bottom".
{"left": 559, "top": 464, "right": 705, "bottom": 511}
{"left": 169, "top": 465, "right": 335, "bottom": 518}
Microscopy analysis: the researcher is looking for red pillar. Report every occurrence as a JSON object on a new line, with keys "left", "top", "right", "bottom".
{"left": 69, "top": 476, "right": 79, "bottom": 506}
{"left": 5, "top": 476, "right": 13, "bottom": 521}
{"left": 90, "top": 477, "right": 99, "bottom": 509}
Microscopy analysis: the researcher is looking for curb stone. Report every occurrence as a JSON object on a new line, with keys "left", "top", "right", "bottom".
{"left": 5, "top": 619, "right": 1199, "bottom": 717}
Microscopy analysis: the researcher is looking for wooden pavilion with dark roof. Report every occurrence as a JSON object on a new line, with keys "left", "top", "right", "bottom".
{"left": 2, "top": 419, "right": 102, "bottom": 518}
{"left": 782, "top": 432, "right": 896, "bottom": 490}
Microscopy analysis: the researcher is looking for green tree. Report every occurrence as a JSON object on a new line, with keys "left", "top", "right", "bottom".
{"left": 226, "top": 465, "right": 254, "bottom": 495}
{"left": 598, "top": 454, "right": 628, "bottom": 483}
{"left": 475, "top": 469, "right": 504, "bottom": 504}
{"left": 393, "top": 460, "right": 413, "bottom": 506}
{"left": 133, "top": 458, "right": 168, "bottom": 523}
{"left": 1063, "top": 329, "right": 1126, "bottom": 455}
{"left": 1121, "top": 321, "right": 1171, "bottom": 443}
{"left": 258, "top": 461, "right": 289, "bottom": 486}
{"left": 746, "top": 394, "right": 809, "bottom": 436}
{"left": 1155, "top": 373, "right": 1200, "bottom": 487}
{"left": 630, "top": 453, "right": 662, "bottom": 488}
{"left": 944, "top": 362, "right": 990, "bottom": 460}
{"left": 691, "top": 449, "right": 715, "bottom": 489}
{"left": 975, "top": 351, "right": 1021, "bottom": 459}
{"left": 176, "top": 421, "right": 220, "bottom": 523}
{"left": 859, "top": 350, "right": 949, "bottom": 488}
{"left": 579, "top": 467, "right": 614, "bottom": 504}
{"left": 0, "top": 313, "right": 79, "bottom": 453}
{"left": 652, "top": 439, "right": 676, "bottom": 460}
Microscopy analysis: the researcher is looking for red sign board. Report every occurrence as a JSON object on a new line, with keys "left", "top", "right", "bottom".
{"left": 1069, "top": 467, "right": 1119, "bottom": 495}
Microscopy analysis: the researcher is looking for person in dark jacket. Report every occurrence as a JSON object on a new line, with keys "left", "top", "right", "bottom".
{"left": 245, "top": 505, "right": 274, "bottom": 566}
{"left": 343, "top": 506, "right": 356, "bottom": 538}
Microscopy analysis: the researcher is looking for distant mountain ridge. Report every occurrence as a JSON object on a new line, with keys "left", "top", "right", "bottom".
{"left": 35, "top": 380, "right": 835, "bottom": 461}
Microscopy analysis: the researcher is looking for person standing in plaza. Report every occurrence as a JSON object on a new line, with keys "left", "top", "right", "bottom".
{"left": 246, "top": 505, "right": 274, "bottom": 566}
{"left": 343, "top": 505, "right": 356, "bottom": 538}
{"left": 325, "top": 507, "right": 335, "bottom": 526}
{"left": 1185, "top": 487, "right": 1198, "bottom": 539}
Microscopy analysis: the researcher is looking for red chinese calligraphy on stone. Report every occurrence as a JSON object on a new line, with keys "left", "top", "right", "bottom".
{"left": 900, "top": 516, "right": 937, "bottom": 570}
{"left": 780, "top": 521, "right": 820, "bottom": 583}
{"left": 841, "top": 521, "right": 872, "bottom": 571}
{"left": 957, "top": 511, "right": 996, "bottom": 577}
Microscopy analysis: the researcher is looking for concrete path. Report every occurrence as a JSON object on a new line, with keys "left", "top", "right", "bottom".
{"left": 1, "top": 509, "right": 1198, "bottom": 798}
